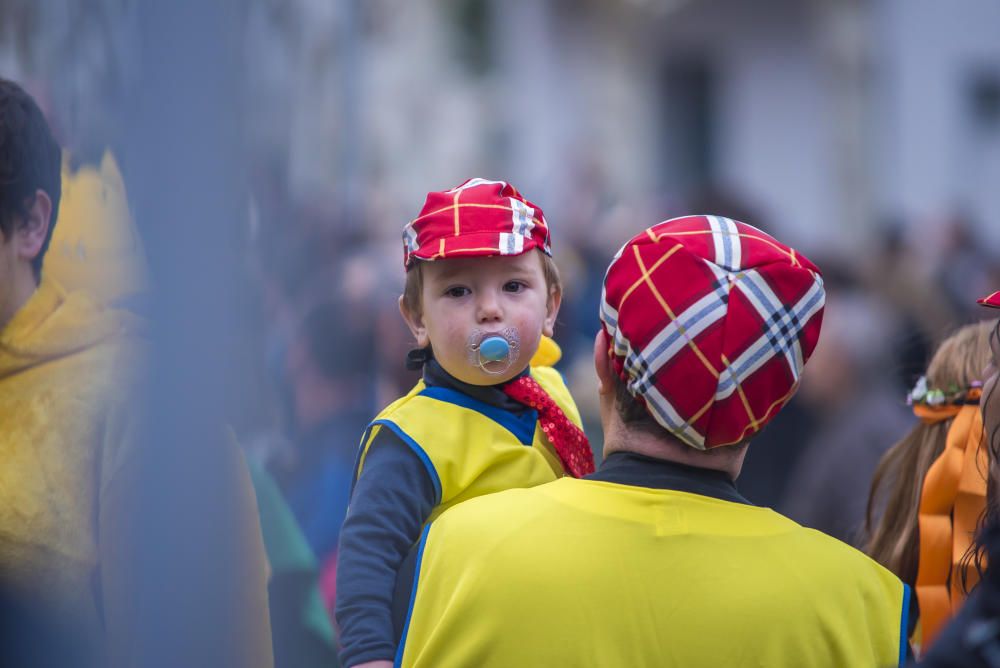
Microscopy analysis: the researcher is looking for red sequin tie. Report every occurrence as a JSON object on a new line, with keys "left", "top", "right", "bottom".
{"left": 502, "top": 375, "right": 595, "bottom": 478}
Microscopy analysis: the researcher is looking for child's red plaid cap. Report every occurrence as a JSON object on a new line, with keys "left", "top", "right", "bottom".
{"left": 979, "top": 291, "right": 1000, "bottom": 309}
{"left": 600, "top": 215, "right": 825, "bottom": 450}
{"left": 402, "top": 178, "right": 552, "bottom": 270}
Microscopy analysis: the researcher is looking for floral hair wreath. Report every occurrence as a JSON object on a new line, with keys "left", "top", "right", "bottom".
{"left": 907, "top": 375, "right": 983, "bottom": 407}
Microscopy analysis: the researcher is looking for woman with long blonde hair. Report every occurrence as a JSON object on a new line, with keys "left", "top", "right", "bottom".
{"left": 866, "top": 319, "right": 996, "bottom": 651}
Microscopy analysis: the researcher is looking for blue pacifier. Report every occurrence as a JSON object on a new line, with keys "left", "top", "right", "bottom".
{"left": 468, "top": 328, "right": 521, "bottom": 375}
{"left": 479, "top": 336, "right": 510, "bottom": 362}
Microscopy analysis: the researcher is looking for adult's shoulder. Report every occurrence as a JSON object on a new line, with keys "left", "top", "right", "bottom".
{"left": 427, "top": 478, "right": 571, "bottom": 544}
{"left": 783, "top": 519, "right": 903, "bottom": 588}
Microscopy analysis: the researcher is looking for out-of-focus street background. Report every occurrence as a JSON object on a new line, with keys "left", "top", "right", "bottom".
{"left": 3, "top": 0, "right": 1000, "bottom": 655}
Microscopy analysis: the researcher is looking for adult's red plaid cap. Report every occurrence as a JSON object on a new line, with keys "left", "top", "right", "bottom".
{"left": 403, "top": 178, "right": 552, "bottom": 269}
{"left": 979, "top": 291, "right": 1000, "bottom": 309}
{"left": 600, "top": 215, "right": 825, "bottom": 450}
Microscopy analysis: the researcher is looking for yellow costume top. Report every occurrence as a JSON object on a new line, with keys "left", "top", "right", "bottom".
{"left": 0, "top": 277, "right": 140, "bottom": 654}
{"left": 355, "top": 364, "right": 582, "bottom": 522}
{"left": 0, "top": 277, "right": 272, "bottom": 666}
{"left": 397, "top": 459, "right": 909, "bottom": 667}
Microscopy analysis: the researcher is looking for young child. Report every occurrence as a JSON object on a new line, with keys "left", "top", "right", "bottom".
{"left": 335, "top": 178, "right": 593, "bottom": 668}
{"left": 865, "top": 319, "right": 996, "bottom": 652}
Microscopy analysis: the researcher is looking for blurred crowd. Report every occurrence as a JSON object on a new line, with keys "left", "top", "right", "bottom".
{"left": 240, "top": 166, "right": 1000, "bottom": 567}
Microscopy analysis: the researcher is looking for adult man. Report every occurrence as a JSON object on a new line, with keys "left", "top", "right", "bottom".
{"left": 0, "top": 77, "right": 272, "bottom": 666}
{"left": 393, "top": 215, "right": 910, "bottom": 667}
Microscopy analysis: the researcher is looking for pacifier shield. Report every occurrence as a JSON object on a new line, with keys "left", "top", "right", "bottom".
{"left": 467, "top": 327, "right": 521, "bottom": 375}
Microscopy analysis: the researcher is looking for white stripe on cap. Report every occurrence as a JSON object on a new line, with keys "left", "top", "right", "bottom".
{"left": 600, "top": 286, "right": 632, "bottom": 358}
{"left": 403, "top": 222, "right": 420, "bottom": 252}
{"left": 499, "top": 232, "right": 524, "bottom": 255}
{"left": 643, "top": 384, "right": 706, "bottom": 449}
{"left": 709, "top": 216, "right": 741, "bottom": 272}
{"left": 447, "top": 178, "right": 508, "bottom": 193}
{"left": 509, "top": 197, "right": 535, "bottom": 239}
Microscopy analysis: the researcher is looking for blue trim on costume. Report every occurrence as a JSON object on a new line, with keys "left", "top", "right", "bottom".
{"left": 419, "top": 385, "right": 538, "bottom": 445}
{"left": 370, "top": 419, "right": 443, "bottom": 504}
{"left": 899, "top": 583, "right": 911, "bottom": 667}
{"left": 394, "top": 523, "right": 432, "bottom": 668}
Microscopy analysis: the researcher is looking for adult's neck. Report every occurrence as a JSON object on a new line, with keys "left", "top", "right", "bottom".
{"left": 602, "top": 420, "right": 748, "bottom": 481}
{"left": 0, "top": 270, "right": 39, "bottom": 333}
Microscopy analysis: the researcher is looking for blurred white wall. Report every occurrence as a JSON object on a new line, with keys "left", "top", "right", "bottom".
{"left": 652, "top": 0, "right": 842, "bottom": 249}
{"left": 3, "top": 0, "right": 999, "bottom": 251}
{"left": 876, "top": 0, "right": 1000, "bottom": 252}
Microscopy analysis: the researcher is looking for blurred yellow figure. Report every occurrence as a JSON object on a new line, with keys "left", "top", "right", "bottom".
{"left": 45, "top": 151, "right": 148, "bottom": 305}
{"left": 529, "top": 334, "right": 561, "bottom": 367}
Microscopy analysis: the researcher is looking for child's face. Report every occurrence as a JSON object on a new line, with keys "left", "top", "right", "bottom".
{"left": 401, "top": 251, "right": 560, "bottom": 386}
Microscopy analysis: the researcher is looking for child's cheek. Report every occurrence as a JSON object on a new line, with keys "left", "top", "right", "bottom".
{"left": 445, "top": 318, "right": 468, "bottom": 341}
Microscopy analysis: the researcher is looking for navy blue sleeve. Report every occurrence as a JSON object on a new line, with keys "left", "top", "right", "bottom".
{"left": 335, "top": 428, "right": 437, "bottom": 667}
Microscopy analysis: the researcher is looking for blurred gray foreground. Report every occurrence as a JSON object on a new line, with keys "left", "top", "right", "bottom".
{"left": 120, "top": 3, "right": 264, "bottom": 665}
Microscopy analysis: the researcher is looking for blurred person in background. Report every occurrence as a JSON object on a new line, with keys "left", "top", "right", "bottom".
{"left": 250, "top": 459, "right": 340, "bottom": 667}
{"left": 247, "top": 212, "right": 385, "bottom": 602}
{"left": 867, "top": 221, "right": 959, "bottom": 393}
{"left": 779, "top": 285, "right": 913, "bottom": 543}
{"left": 778, "top": 282, "right": 914, "bottom": 539}
{"left": 391, "top": 215, "right": 908, "bottom": 667}
{"left": 915, "top": 292, "right": 1000, "bottom": 667}
{"left": 930, "top": 213, "right": 1000, "bottom": 325}
{"left": 0, "top": 77, "right": 274, "bottom": 667}
{"left": 0, "top": 76, "right": 139, "bottom": 664}
{"left": 864, "top": 320, "right": 994, "bottom": 655}
{"left": 273, "top": 297, "right": 377, "bottom": 607}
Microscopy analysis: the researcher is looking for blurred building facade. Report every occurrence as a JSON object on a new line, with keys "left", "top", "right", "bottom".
{"left": 237, "top": 0, "right": 1000, "bottom": 257}
{"left": 3, "top": 0, "right": 999, "bottom": 255}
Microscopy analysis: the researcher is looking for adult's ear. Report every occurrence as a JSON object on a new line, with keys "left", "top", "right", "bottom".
{"left": 16, "top": 189, "right": 52, "bottom": 263}
{"left": 398, "top": 295, "right": 429, "bottom": 348}
{"left": 593, "top": 328, "right": 615, "bottom": 396}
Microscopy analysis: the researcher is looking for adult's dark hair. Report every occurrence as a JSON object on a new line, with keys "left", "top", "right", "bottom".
{"left": 613, "top": 373, "right": 667, "bottom": 437}
{"left": 0, "top": 78, "right": 62, "bottom": 281}
{"left": 612, "top": 372, "right": 751, "bottom": 453}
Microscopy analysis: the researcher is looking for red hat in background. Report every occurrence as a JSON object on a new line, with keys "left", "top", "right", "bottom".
{"left": 979, "top": 291, "right": 1000, "bottom": 309}
{"left": 600, "top": 215, "right": 825, "bottom": 450}
{"left": 403, "top": 178, "right": 552, "bottom": 270}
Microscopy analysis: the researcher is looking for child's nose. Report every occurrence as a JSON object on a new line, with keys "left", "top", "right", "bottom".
{"left": 476, "top": 292, "right": 503, "bottom": 323}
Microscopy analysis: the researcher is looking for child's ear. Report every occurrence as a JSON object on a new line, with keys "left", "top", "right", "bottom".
{"left": 398, "top": 295, "right": 430, "bottom": 348}
{"left": 542, "top": 283, "right": 562, "bottom": 338}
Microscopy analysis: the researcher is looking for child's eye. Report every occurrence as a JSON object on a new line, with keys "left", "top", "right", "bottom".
{"left": 503, "top": 281, "right": 526, "bottom": 293}
{"left": 445, "top": 286, "right": 470, "bottom": 298}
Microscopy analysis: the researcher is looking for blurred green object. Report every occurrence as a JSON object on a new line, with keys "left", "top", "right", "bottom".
{"left": 249, "top": 462, "right": 339, "bottom": 667}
